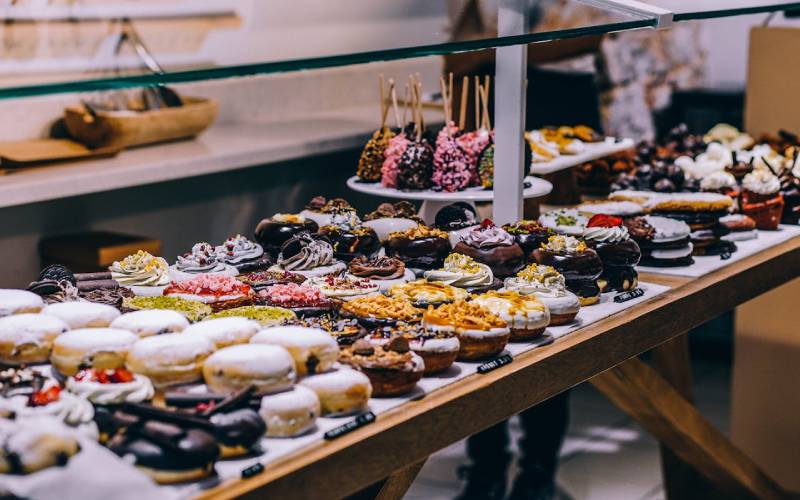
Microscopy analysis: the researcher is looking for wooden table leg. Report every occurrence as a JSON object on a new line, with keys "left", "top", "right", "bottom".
{"left": 590, "top": 356, "right": 789, "bottom": 500}
{"left": 652, "top": 335, "right": 721, "bottom": 500}
{"left": 373, "top": 458, "right": 428, "bottom": 500}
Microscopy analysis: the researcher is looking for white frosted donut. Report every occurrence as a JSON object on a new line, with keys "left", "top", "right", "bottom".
{"left": 203, "top": 344, "right": 296, "bottom": 395}
{"left": 42, "top": 302, "right": 120, "bottom": 329}
{"left": 0, "top": 417, "right": 81, "bottom": 474}
{"left": 258, "top": 385, "right": 320, "bottom": 437}
{"left": 470, "top": 294, "right": 550, "bottom": 332}
{"left": 126, "top": 333, "right": 216, "bottom": 388}
{"left": 110, "top": 310, "right": 189, "bottom": 338}
{"left": 183, "top": 317, "right": 261, "bottom": 348}
{"left": 0, "top": 313, "right": 70, "bottom": 365}
{"left": 51, "top": 328, "right": 138, "bottom": 376}
{"left": 299, "top": 367, "right": 372, "bottom": 416}
{"left": 250, "top": 326, "right": 338, "bottom": 376}
{"left": 0, "top": 289, "right": 45, "bottom": 317}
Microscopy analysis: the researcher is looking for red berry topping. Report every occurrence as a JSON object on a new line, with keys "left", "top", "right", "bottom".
{"left": 196, "top": 401, "right": 216, "bottom": 413}
{"left": 29, "top": 386, "right": 61, "bottom": 407}
{"left": 110, "top": 368, "right": 134, "bottom": 383}
{"left": 587, "top": 214, "right": 623, "bottom": 228}
{"left": 480, "top": 218, "right": 495, "bottom": 229}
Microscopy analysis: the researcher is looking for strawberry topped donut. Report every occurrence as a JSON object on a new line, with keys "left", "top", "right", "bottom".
{"left": 581, "top": 214, "right": 641, "bottom": 293}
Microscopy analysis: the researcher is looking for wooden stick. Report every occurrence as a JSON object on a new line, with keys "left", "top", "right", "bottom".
{"left": 381, "top": 81, "right": 394, "bottom": 130}
{"left": 379, "top": 74, "right": 386, "bottom": 128}
{"left": 439, "top": 76, "right": 449, "bottom": 123}
{"left": 401, "top": 84, "right": 409, "bottom": 127}
{"left": 448, "top": 72, "right": 454, "bottom": 123}
{"left": 390, "top": 80, "right": 401, "bottom": 129}
{"left": 474, "top": 75, "right": 480, "bottom": 131}
{"left": 417, "top": 82, "right": 425, "bottom": 137}
{"left": 481, "top": 85, "right": 491, "bottom": 130}
{"left": 459, "top": 76, "right": 469, "bottom": 130}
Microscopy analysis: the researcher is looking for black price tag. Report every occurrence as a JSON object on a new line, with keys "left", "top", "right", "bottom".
{"left": 477, "top": 354, "right": 513, "bottom": 374}
{"left": 614, "top": 288, "right": 644, "bottom": 303}
{"left": 720, "top": 251, "right": 732, "bottom": 260}
{"left": 324, "top": 411, "right": 376, "bottom": 440}
{"left": 241, "top": 463, "right": 264, "bottom": 479}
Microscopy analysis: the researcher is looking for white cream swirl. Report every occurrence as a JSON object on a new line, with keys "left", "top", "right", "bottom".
{"left": 743, "top": 170, "right": 780, "bottom": 195}
{"left": 700, "top": 171, "right": 737, "bottom": 191}
{"left": 176, "top": 243, "right": 226, "bottom": 273}
{"left": 424, "top": 254, "right": 494, "bottom": 287}
{"left": 0, "top": 389, "right": 95, "bottom": 432}
{"left": 110, "top": 250, "right": 170, "bottom": 286}
{"left": 278, "top": 235, "right": 334, "bottom": 271}
{"left": 216, "top": 235, "right": 264, "bottom": 265}
{"left": 66, "top": 374, "right": 155, "bottom": 405}
{"left": 582, "top": 225, "right": 629, "bottom": 243}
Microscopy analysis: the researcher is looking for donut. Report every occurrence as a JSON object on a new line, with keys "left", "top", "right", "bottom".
{"left": 50, "top": 328, "right": 138, "bottom": 376}
{"left": 470, "top": 291, "right": 550, "bottom": 341}
{"left": 183, "top": 317, "right": 261, "bottom": 348}
{"left": 109, "top": 310, "right": 190, "bottom": 338}
{"left": 250, "top": 326, "right": 339, "bottom": 376}
{"left": 0, "top": 290, "right": 45, "bottom": 317}
{"left": 258, "top": 385, "right": 320, "bottom": 437}
{"left": 42, "top": 302, "right": 120, "bottom": 329}
{"left": 202, "top": 344, "right": 295, "bottom": 395}
{"left": 299, "top": 367, "right": 372, "bottom": 416}
{"left": 0, "top": 417, "right": 80, "bottom": 474}
{"left": 0, "top": 313, "right": 69, "bottom": 365}
{"left": 126, "top": 333, "right": 216, "bottom": 387}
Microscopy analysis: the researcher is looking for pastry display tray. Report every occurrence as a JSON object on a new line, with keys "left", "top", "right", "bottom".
{"left": 637, "top": 224, "right": 800, "bottom": 278}
{"left": 174, "top": 281, "right": 670, "bottom": 498}
{"left": 529, "top": 137, "right": 635, "bottom": 175}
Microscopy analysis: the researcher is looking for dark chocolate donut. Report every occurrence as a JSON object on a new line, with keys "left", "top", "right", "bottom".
{"left": 385, "top": 236, "right": 452, "bottom": 270}
{"left": 589, "top": 239, "right": 641, "bottom": 268}
{"left": 452, "top": 241, "right": 526, "bottom": 278}
{"left": 254, "top": 217, "right": 319, "bottom": 258}
{"left": 108, "top": 423, "right": 219, "bottom": 474}
{"left": 317, "top": 226, "right": 380, "bottom": 262}
{"left": 532, "top": 248, "right": 603, "bottom": 296}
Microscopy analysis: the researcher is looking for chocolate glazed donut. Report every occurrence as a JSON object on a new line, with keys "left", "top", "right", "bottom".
{"left": 590, "top": 239, "right": 641, "bottom": 268}
{"left": 512, "top": 233, "right": 552, "bottom": 263}
{"left": 385, "top": 236, "right": 452, "bottom": 270}
{"left": 317, "top": 226, "right": 381, "bottom": 262}
{"left": 453, "top": 242, "right": 526, "bottom": 278}
{"left": 254, "top": 218, "right": 319, "bottom": 258}
{"left": 533, "top": 248, "right": 603, "bottom": 297}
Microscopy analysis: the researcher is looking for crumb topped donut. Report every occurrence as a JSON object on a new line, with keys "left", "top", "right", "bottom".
{"left": 42, "top": 301, "right": 120, "bottom": 329}
{"left": 50, "top": 328, "right": 138, "bottom": 376}
{"left": 203, "top": 344, "right": 296, "bottom": 395}
{"left": 126, "top": 333, "right": 216, "bottom": 387}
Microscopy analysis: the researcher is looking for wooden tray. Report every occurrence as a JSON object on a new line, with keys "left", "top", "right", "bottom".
{"left": 0, "top": 139, "right": 121, "bottom": 170}
{"left": 63, "top": 96, "right": 218, "bottom": 149}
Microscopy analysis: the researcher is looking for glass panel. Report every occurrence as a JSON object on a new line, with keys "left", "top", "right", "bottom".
{"left": 641, "top": 0, "right": 800, "bottom": 20}
{"left": 0, "top": 0, "right": 655, "bottom": 99}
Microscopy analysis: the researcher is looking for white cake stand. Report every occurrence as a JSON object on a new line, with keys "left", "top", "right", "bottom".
{"left": 346, "top": 175, "right": 553, "bottom": 224}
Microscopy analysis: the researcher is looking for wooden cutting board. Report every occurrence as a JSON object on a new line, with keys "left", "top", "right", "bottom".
{"left": 0, "top": 138, "right": 121, "bottom": 171}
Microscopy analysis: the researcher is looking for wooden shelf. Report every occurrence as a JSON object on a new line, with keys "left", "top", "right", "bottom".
{"left": 193, "top": 236, "right": 800, "bottom": 499}
{"left": 0, "top": 106, "right": 441, "bottom": 209}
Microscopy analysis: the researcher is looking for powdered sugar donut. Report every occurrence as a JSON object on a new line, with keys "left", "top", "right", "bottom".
{"left": 250, "top": 326, "right": 338, "bottom": 376}
{"left": 299, "top": 367, "right": 372, "bottom": 416}
{"left": 42, "top": 302, "right": 120, "bottom": 329}
{"left": 110, "top": 310, "right": 189, "bottom": 338}
{"left": 50, "top": 328, "right": 138, "bottom": 376}
{"left": 183, "top": 317, "right": 260, "bottom": 348}
{"left": 0, "top": 290, "right": 44, "bottom": 317}
{"left": 0, "top": 313, "right": 69, "bottom": 365}
{"left": 0, "top": 417, "right": 81, "bottom": 474}
{"left": 258, "top": 385, "right": 320, "bottom": 437}
{"left": 126, "top": 333, "right": 216, "bottom": 387}
{"left": 203, "top": 344, "right": 295, "bottom": 395}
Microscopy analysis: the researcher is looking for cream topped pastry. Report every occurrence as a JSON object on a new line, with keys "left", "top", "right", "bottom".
{"left": 533, "top": 235, "right": 603, "bottom": 306}
{"left": 453, "top": 220, "right": 525, "bottom": 278}
{"left": 542, "top": 234, "right": 586, "bottom": 253}
{"left": 424, "top": 253, "right": 494, "bottom": 290}
{"left": 369, "top": 323, "right": 460, "bottom": 374}
{"left": 388, "top": 280, "right": 469, "bottom": 306}
{"left": 470, "top": 290, "right": 550, "bottom": 341}
{"left": 172, "top": 243, "right": 237, "bottom": 282}
{"left": 700, "top": 170, "right": 738, "bottom": 192}
{"left": 583, "top": 223, "right": 630, "bottom": 243}
{"left": 0, "top": 380, "right": 97, "bottom": 439}
{"left": 215, "top": 235, "right": 265, "bottom": 267}
{"left": 305, "top": 275, "right": 380, "bottom": 299}
{"left": 503, "top": 264, "right": 580, "bottom": 325}
{"left": 110, "top": 251, "right": 170, "bottom": 292}
{"left": 582, "top": 215, "right": 640, "bottom": 293}
{"left": 67, "top": 368, "right": 155, "bottom": 405}
{"left": 269, "top": 233, "right": 345, "bottom": 278}
{"left": 538, "top": 209, "right": 588, "bottom": 236}
{"left": 743, "top": 169, "right": 781, "bottom": 195}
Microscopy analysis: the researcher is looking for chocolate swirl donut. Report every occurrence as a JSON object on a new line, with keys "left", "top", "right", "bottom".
{"left": 277, "top": 234, "right": 334, "bottom": 271}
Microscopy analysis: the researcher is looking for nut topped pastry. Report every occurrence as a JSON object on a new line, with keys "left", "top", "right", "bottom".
{"left": 385, "top": 225, "right": 452, "bottom": 270}
{"left": 533, "top": 235, "right": 603, "bottom": 306}
{"left": 423, "top": 253, "right": 497, "bottom": 293}
{"left": 452, "top": 220, "right": 525, "bottom": 278}
{"left": 538, "top": 209, "right": 589, "bottom": 236}
{"left": 347, "top": 256, "right": 413, "bottom": 292}
{"left": 121, "top": 296, "right": 213, "bottom": 323}
{"left": 502, "top": 220, "right": 553, "bottom": 261}
{"left": 283, "top": 314, "right": 367, "bottom": 346}
{"left": 503, "top": 264, "right": 580, "bottom": 325}
{"left": 388, "top": 280, "right": 469, "bottom": 307}
{"left": 341, "top": 294, "right": 422, "bottom": 326}
{"left": 470, "top": 290, "right": 550, "bottom": 341}
{"left": 423, "top": 300, "right": 510, "bottom": 360}
{"left": 338, "top": 337, "right": 424, "bottom": 396}
{"left": 368, "top": 322, "right": 460, "bottom": 374}
{"left": 305, "top": 275, "right": 380, "bottom": 300}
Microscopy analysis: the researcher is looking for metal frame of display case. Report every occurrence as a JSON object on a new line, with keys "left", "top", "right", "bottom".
{"left": 1, "top": 2, "right": 800, "bottom": 499}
